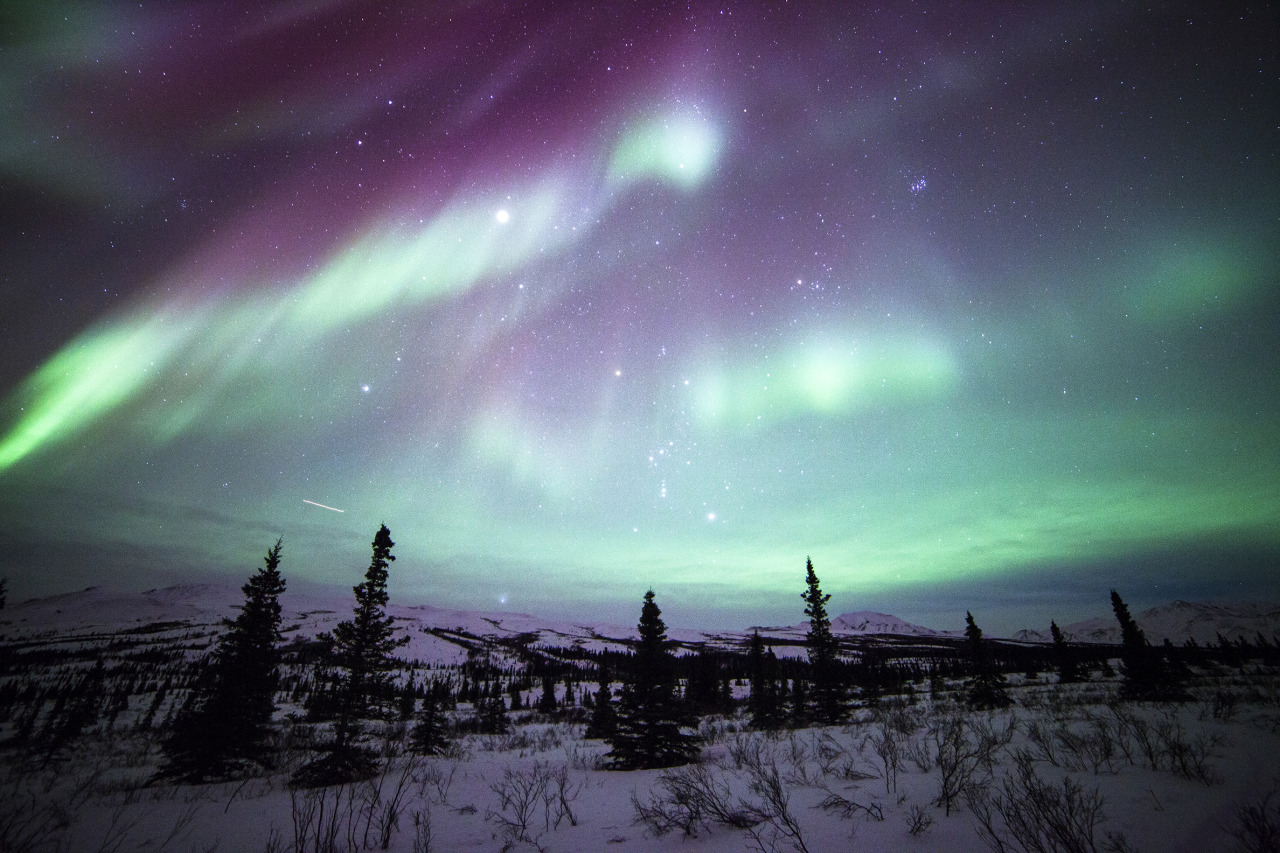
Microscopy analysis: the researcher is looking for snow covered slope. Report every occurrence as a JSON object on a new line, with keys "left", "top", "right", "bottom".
{"left": 6, "top": 585, "right": 1275, "bottom": 658}
{"left": 1014, "top": 600, "right": 1280, "bottom": 645}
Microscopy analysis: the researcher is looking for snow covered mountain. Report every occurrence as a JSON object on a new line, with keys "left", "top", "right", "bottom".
{"left": 1013, "top": 600, "right": 1280, "bottom": 646}
{"left": 5, "top": 585, "right": 1275, "bottom": 658}
{"left": 1, "top": 586, "right": 949, "bottom": 663}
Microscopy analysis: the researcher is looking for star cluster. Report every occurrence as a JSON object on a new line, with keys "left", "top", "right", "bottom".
{"left": 1, "top": 2, "right": 1277, "bottom": 631}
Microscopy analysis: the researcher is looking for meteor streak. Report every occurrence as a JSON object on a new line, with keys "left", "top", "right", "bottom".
{"left": 303, "top": 499, "right": 344, "bottom": 513}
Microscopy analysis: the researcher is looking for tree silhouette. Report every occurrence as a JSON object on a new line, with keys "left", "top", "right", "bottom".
{"left": 294, "top": 526, "right": 407, "bottom": 787}
{"left": 585, "top": 663, "right": 617, "bottom": 739}
{"left": 964, "top": 611, "right": 1011, "bottom": 709}
{"left": 163, "top": 538, "right": 287, "bottom": 780}
{"left": 747, "top": 630, "right": 783, "bottom": 730}
{"left": 538, "top": 672, "right": 558, "bottom": 713}
{"left": 802, "top": 558, "right": 844, "bottom": 723}
{"left": 478, "top": 693, "right": 509, "bottom": 734}
{"left": 330, "top": 524, "right": 408, "bottom": 749}
{"left": 1049, "top": 620, "right": 1081, "bottom": 683}
{"left": 409, "top": 690, "right": 450, "bottom": 756}
{"left": 606, "top": 590, "right": 699, "bottom": 769}
{"left": 1111, "top": 589, "right": 1187, "bottom": 701}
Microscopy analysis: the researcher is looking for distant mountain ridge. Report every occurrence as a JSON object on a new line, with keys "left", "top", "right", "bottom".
{"left": 747, "top": 610, "right": 952, "bottom": 641}
{"left": 1013, "top": 600, "right": 1280, "bottom": 646}
{"left": 4, "top": 584, "right": 1275, "bottom": 651}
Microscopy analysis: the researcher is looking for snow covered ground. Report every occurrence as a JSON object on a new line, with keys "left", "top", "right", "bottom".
{"left": 2, "top": 585, "right": 1279, "bottom": 852}
{"left": 6, "top": 689, "right": 1280, "bottom": 852}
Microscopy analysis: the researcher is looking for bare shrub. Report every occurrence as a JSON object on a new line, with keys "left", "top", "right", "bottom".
{"left": 290, "top": 783, "right": 354, "bottom": 853}
{"left": 262, "top": 826, "right": 286, "bottom": 853}
{"left": 1054, "top": 718, "right": 1119, "bottom": 776}
{"left": 414, "top": 760, "right": 460, "bottom": 806}
{"left": 865, "top": 725, "right": 903, "bottom": 794}
{"left": 931, "top": 713, "right": 1011, "bottom": 816}
{"left": 154, "top": 800, "right": 201, "bottom": 851}
{"left": 0, "top": 782, "right": 70, "bottom": 853}
{"left": 486, "top": 763, "right": 550, "bottom": 848}
{"left": 92, "top": 804, "right": 143, "bottom": 853}
{"left": 816, "top": 785, "right": 884, "bottom": 823}
{"left": 906, "top": 802, "right": 933, "bottom": 837}
{"left": 565, "top": 740, "right": 607, "bottom": 771}
{"left": 632, "top": 763, "right": 760, "bottom": 837}
{"left": 699, "top": 715, "right": 742, "bottom": 745}
{"left": 728, "top": 732, "right": 775, "bottom": 772}
{"left": 1208, "top": 689, "right": 1240, "bottom": 722}
{"left": 743, "top": 759, "right": 812, "bottom": 853}
{"left": 411, "top": 806, "right": 433, "bottom": 853}
{"left": 783, "top": 732, "right": 813, "bottom": 769}
{"left": 632, "top": 755, "right": 814, "bottom": 852}
{"left": 1156, "top": 720, "right": 1222, "bottom": 786}
{"left": 372, "top": 754, "right": 420, "bottom": 848}
{"left": 1223, "top": 784, "right": 1280, "bottom": 853}
{"left": 967, "top": 762, "right": 1107, "bottom": 853}
{"left": 876, "top": 702, "right": 926, "bottom": 735}
{"left": 484, "top": 760, "right": 583, "bottom": 848}
{"left": 540, "top": 764, "right": 583, "bottom": 830}
{"left": 906, "top": 734, "right": 933, "bottom": 772}
{"left": 1103, "top": 702, "right": 1158, "bottom": 770}
{"left": 1024, "top": 717, "right": 1062, "bottom": 767}
{"left": 285, "top": 751, "right": 420, "bottom": 853}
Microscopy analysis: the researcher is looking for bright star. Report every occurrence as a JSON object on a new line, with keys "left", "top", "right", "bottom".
{"left": 495, "top": 209, "right": 510, "bottom": 223}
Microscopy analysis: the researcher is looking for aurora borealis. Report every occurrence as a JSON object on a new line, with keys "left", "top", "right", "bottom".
{"left": 2, "top": 2, "right": 1277, "bottom": 632}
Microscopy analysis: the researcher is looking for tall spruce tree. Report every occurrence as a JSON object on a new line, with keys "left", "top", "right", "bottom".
{"left": 1111, "top": 588, "right": 1151, "bottom": 698}
{"left": 747, "top": 630, "right": 783, "bottom": 730}
{"left": 1049, "top": 620, "right": 1081, "bottom": 683}
{"left": 801, "top": 558, "right": 843, "bottom": 724}
{"left": 963, "top": 611, "right": 1011, "bottom": 709}
{"left": 409, "top": 688, "right": 450, "bottom": 756}
{"left": 585, "top": 663, "right": 617, "bottom": 739}
{"left": 330, "top": 524, "right": 408, "bottom": 750}
{"left": 1111, "top": 589, "right": 1187, "bottom": 700}
{"left": 538, "top": 672, "right": 558, "bottom": 713}
{"left": 606, "top": 590, "right": 699, "bottom": 769}
{"left": 162, "top": 538, "right": 287, "bottom": 780}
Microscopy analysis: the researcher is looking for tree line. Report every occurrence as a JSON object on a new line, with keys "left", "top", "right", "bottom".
{"left": 151, "top": 529, "right": 1255, "bottom": 781}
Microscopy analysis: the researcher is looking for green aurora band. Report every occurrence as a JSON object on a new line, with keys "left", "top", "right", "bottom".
{"left": 1, "top": 4, "right": 1276, "bottom": 630}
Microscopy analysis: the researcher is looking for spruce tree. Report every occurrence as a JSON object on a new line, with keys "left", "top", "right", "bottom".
{"left": 0, "top": 576, "right": 7, "bottom": 610}
{"left": 163, "top": 538, "right": 287, "bottom": 780}
{"left": 747, "top": 631, "right": 783, "bottom": 730}
{"left": 585, "top": 663, "right": 617, "bottom": 739}
{"left": 1049, "top": 620, "right": 1081, "bottom": 683}
{"left": 963, "top": 611, "right": 1011, "bottom": 709}
{"left": 479, "top": 694, "right": 509, "bottom": 734}
{"left": 538, "top": 672, "right": 558, "bottom": 713}
{"left": 293, "top": 527, "right": 408, "bottom": 787}
{"left": 330, "top": 524, "right": 408, "bottom": 750}
{"left": 1111, "top": 588, "right": 1151, "bottom": 698}
{"left": 801, "top": 558, "right": 843, "bottom": 724}
{"left": 1111, "top": 589, "right": 1186, "bottom": 700}
{"left": 409, "top": 691, "right": 450, "bottom": 756}
{"left": 606, "top": 590, "right": 699, "bottom": 769}
{"left": 788, "top": 677, "right": 808, "bottom": 728}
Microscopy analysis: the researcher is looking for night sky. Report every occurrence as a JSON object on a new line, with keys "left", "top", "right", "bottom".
{"left": 2, "top": 2, "right": 1277, "bottom": 633}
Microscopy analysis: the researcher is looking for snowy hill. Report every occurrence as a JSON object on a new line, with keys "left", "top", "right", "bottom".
{"left": 832, "top": 610, "right": 949, "bottom": 637}
{"left": 7, "top": 585, "right": 1276, "bottom": 658}
{"left": 1013, "top": 600, "right": 1280, "bottom": 646}
{"left": 0, "top": 583, "right": 732, "bottom": 667}
{"left": 742, "top": 610, "right": 951, "bottom": 644}
{"left": 1, "top": 585, "right": 956, "bottom": 665}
